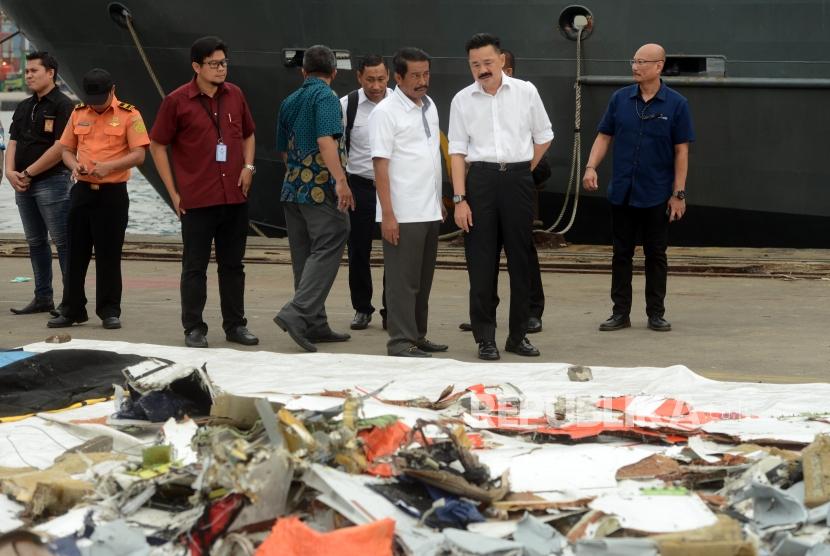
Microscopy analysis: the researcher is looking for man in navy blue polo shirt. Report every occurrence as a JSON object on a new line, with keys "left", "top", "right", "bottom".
{"left": 583, "top": 43, "right": 694, "bottom": 332}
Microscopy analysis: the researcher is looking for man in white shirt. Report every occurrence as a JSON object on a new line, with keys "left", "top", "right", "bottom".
{"left": 340, "top": 55, "right": 393, "bottom": 331}
{"left": 449, "top": 33, "right": 553, "bottom": 361}
{"left": 370, "top": 47, "right": 447, "bottom": 358}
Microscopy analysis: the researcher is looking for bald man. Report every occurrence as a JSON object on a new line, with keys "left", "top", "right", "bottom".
{"left": 583, "top": 43, "right": 695, "bottom": 332}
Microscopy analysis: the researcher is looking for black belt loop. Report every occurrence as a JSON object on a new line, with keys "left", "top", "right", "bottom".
{"left": 347, "top": 173, "right": 375, "bottom": 187}
{"left": 469, "top": 161, "right": 531, "bottom": 172}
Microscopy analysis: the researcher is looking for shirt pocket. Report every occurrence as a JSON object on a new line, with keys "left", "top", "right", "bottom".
{"left": 227, "top": 113, "right": 244, "bottom": 139}
{"left": 74, "top": 125, "right": 92, "bottom": 144}
{"left": 103, "top": 125, "right": 126, "bottom": 148}
{"left": 644, "top": 116, "right": 671, "bottom": 138}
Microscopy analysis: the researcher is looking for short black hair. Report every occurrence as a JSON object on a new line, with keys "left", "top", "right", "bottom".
{"left": 303, "top": 44, "right": 337, "bottom": 75}
{"left": 26, "top": 51, "right": 59, "bottom": 82}
{"left": 392, "top": 47, "right": 431, "bottom": 78}
{"left": 191, "top": 36, "right": 227, "bottom": 64}
{"left": 357, "top": 54, "right": 387, "bottom": 73}
{"left": 465, "top": 33, "right": 501, "bottom": 54}
{"left": 503, "top": 48, "right": 516, "bottom": 72}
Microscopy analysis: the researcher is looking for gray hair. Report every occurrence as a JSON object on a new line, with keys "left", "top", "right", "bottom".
{"left": 303, "top": 45, "right": 336, "bottom": 75}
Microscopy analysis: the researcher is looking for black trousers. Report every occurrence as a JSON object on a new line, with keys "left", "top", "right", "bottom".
{"left": 465, "top": 164, "right": 534, "bottom": 342}
{"left": 485, "top": 232, "right": 545, "bottom": 320}
{"left": 346, "top": 174, "right": 378, "bottom": 314}
{"left": 528, "top": 242, "right": 545, "bottom": 318}
{"left": 180, "top": 202, "right": 249, "bottom": 335}
{"left": 610, "top": 202, "right": 669, "bottom": 318}
{"left": 62, "top": 181, "right": 129, "bottom": 320}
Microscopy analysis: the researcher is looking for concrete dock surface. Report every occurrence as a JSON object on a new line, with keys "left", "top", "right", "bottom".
{"left": 1, "top": 234, "right": 828, "bottom": 384}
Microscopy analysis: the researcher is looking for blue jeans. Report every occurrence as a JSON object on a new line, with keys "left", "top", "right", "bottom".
{"left": 15, "top": 172, "right": 70, "bottom": 300}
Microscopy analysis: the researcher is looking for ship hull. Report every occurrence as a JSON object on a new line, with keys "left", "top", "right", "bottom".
{"left": 3, "top": 0, "right": 829, "bottom": 247}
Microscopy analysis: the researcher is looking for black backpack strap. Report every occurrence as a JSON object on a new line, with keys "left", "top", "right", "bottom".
{"left": 345, "top": 90, "right": 360, "bottom": 155}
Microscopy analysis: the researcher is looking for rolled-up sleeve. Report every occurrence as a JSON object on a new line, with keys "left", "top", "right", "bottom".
{"left": 59, "top": 113, "right": 78, "bottom": 150}
{"left": 447, "top": 95, "right": 469, "bottom": 156}
{"left": 369, "top": 106, "right": 395, "bottom": 159}
{"left": 149, "top": 95, "right": 177, "bottom": 145}
{"left": 529, "top": 83, "right": 554, "bottom": 144}
{"left": 315, "top": 92, "right": 343, "bottom": 140}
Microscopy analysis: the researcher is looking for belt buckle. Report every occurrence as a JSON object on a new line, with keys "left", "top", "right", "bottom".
{"left": 89, "top": 183, "right": 100, "bottom": 191}
{"left": 498, "top": 162, "right": 507, "bottom": 172}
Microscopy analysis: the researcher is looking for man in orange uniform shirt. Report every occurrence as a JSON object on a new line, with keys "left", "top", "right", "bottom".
{"left": 48, "top": 68, "right": 149, "bottom": 329}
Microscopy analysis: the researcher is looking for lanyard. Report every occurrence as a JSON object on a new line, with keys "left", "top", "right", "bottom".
{"left": 199, "top": 94, "right": 223, "bottom": 143}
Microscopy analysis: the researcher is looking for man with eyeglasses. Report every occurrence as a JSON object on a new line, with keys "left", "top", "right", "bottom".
{"left": 583, "top": 43, "right": 695, "bottom": 333}
{"left": 149, "top": 36, "right": 259, "bottom": 348}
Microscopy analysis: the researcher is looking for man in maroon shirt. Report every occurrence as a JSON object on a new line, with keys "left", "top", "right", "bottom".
{"left": 149, "top": 36, "right": 258, "bottom": 348}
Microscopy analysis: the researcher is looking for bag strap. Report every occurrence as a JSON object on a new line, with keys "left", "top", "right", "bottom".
{"left": 344, "top": 89, "right": 360, "bottom": 155}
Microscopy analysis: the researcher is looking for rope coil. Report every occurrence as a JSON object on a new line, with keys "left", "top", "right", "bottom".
{"left": 543, "top": 25, "right": 584, "bottom": 235}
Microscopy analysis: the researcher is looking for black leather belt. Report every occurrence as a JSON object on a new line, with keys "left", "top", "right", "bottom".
{"left": 469, "top": 161, "right": 531, "bottom": 172}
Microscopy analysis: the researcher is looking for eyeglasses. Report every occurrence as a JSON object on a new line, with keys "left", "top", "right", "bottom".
{"left": 202, "top": 59, "right": 230, "bottom": 69}
{"left": 630, "top": 59, "right": 662, "bottom": 66}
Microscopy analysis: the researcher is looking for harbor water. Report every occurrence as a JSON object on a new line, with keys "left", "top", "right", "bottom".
{"left": 0, "top": 110, "right": 180, "bottom": 235}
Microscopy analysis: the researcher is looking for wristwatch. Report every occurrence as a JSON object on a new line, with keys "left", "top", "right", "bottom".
{"left": 452, "top": 194, "right": 466, "bottom": 204}
{"left": 22, "top": 169, "right": 31, "bottom": 178}
{"left": 244, "top": 164, "right": 256, "bottom": 175}
{"left": 673, "top": 190, "right": 686, "bottom": 200}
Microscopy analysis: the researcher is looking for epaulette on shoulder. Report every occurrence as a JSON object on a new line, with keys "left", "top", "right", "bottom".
{"left": 74, "top": 103, "right": 86, "bottom": 111}
{"left": 118, "top": 102, "right": 135, "bottom": 111}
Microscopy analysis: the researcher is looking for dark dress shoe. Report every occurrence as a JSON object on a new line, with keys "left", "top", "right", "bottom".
{"left": 459, "top": 322, "right": 472, "bottom": 332}
{"left": 47, "top": 313, "right": 88, "bottom": 328}
{"left": 478, "top": 340, "right": 500, "bottom": 361}
{"left": 226, "top": 325, "right": 259, "bottom": 345}
{"left": 527, "top": 317, "right": 543, "bottom": 334}
{"left": 10, "top": 298, "right": 54, "bottom": 315}
{"left": 393, "top": 346, "right": 431, "bottom": 358}
{"left": 350, "top": 312, "right": 372, "bottom": 330}
{"left": 647, "top": 316, "right": 672, "bottom": 332}
{"left": 599, "top": 314, "right": 631, "bottom": 331}
{"left": 185, "top": 329, "right": 209, "bottom": 348}
{"left": 416, "top": 339, "right": 448, "bottom": 352}
{"left": 309, "top": 330, "right": 351, "bottom": 343}
{"left": 505, "top": 336, "right": 540, "bottom": 357}
{"left": 102, "top": 316, "right": 121, "bottom": 329}
{"left": 274, "top": 316, "right": 317, "bottom": 352}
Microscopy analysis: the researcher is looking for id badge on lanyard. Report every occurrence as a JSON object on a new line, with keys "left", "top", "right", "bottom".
{"left": 201, "top": 95, "right": 227, "bottom": 162}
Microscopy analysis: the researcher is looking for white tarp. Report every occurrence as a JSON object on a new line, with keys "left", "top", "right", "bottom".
{"left": 4, "top": 339, "right": 830, "bottom": 476}
{"left": 17, "top": 339, "right": 830, "bottom": 419}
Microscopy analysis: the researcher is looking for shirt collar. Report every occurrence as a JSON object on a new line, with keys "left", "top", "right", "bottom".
{"left": 302, "top": 76, "right": 329, "bottom": 90}
{"left": 87, "top": 95, "right": 120, "bottom": 116}
{"left": 36, "top": 85, "right": 62, "bottom": 103}
{"left": 187, "top": 77, "right": 228, "bottom": 99}
{"left": 472, "top": 71, "right": 513, "bottom": 96}
{"left": 358, "top": 87, "right": 393, "bottom": 105}
{"left": 393, "top": 85, "right": 426, "bottom": 112}
{"left": 630, "top": 79, "right": 667, "bottom": 101}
